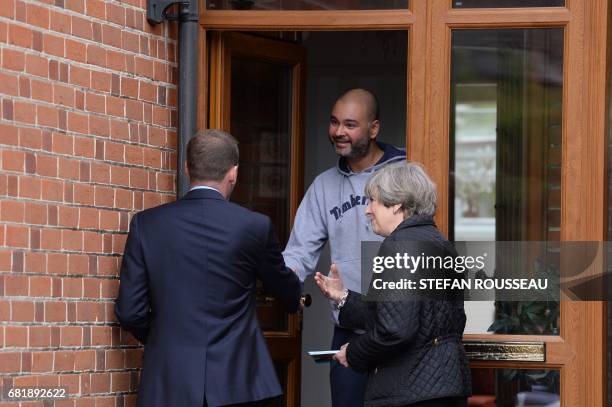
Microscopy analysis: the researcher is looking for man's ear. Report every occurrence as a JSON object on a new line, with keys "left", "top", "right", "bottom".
{"left": 369, "top": 119, "right": 380, "bottom": 139}
{"left": 228, "top": 165, "right": 238, "bottom": 185}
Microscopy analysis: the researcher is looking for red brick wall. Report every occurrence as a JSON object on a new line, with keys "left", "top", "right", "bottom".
{"left": 0, "top": 0, "right": 178, "bottom": 404}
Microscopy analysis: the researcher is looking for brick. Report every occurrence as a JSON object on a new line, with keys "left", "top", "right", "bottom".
{"left": 68, "top": 254, "right": 89, "bottom": 275}
{"left": 50, "top": 10, "right": 71, "bottom": 34}
{"left": 43, "top": 33, "right": 64, "bottom": 58}
{"left": 11, "top": 300, "right": 34, "bottom": 321}
{"left": 30, "top": 327, "right": 51, "bottom": 348}
{"left": 114, "top": 189, "right": 132, "bottom": 210}
{"left": 129, "top": 168, "right": 148, "bottom": 190}
{"left": 0, "top": 353, "right": 21, "bottom": 373}
{"left": 99, "top": 210, "right": 119, "bottom": 230}
{"left": 13, "top": 100, "right": 37, "bottom": 125}
{"left": 41, "top": 179, "right": 63, "bottom": 202}
{"left": 125, "top": 99, "right": 143, "bottom": 121}
{"left": 91, "top": 71, "right": 111, "bottom": 93}
{"left": 0, "top": 72, "right": 18, "bottom": 96}
{"left": 90, "top": 372, "right": 110, "bottom": 393}
{"left": 24, "top": 202, "right": 47, "bottom": 225}
{"left": 125, "top": 145, "right": 144, "bottom": 166}
{"left": 45, "top": 301, "right": 66, "bottom": 322}
{"left": 17, "top": 176, "right": 41, "bottom": 200}
{"left": 47, "top": 252, "right": 68, "bottom": 274}
{"left": 62, "top": 229, "right": 83, "bottom": 251}
{"left": 106, "top": 49, "right": 126, "bottom": 71}
{"left": 91, "top": 326, "right": 112, "bottom": 346}
{"left": 94, "top": 186, "right": 114, "bottom": 208}
{"left": 106, "top": 3, "right": 124, "bottom": 25}
{"left": 72, "top": 15, "right": 92, "bottom": 40}
{"left": 106, "top": 96, "right": 125, "bottom": 118}
{"left": 1, "top": 200, "right": 25, "bottom": 222}
{"left": 97, "top": 256, "right": 118, "bottom": 276}
{"left": 66, "top": 39, "right": 87, "bottom": 65}
{"left": 85, "top": 0, "right": 105, "bottom": 19}
{"left": 60, "top": 326, "right": 82, "bottom": 346}
{"left": 5, "top": 275, "right": 28, "bottom": 296}
{"left": 90, "top": 162, "right": 110, "bottom": 184}
{"left": 25, "top": 252, "right": 46, "bottom": 274}
{"left": 37, "top": 105, "right": 59, "bottom": 128}
{"left": 6, "top": 225, "right": 28, "bottom": 248}
{"left": 109, "top": 119, "right": 129, "bottom": 140}
{"left": 86, "top": 44, "right": 106, "bottom": 67}
{"left": 74, "top": 137, "right": 95, "bottom": 158}
{"left": 54, "top": 84, "right": 74, "bottom": 107}
{"left": 74, "top": 349, "right": 95, "bottom": 370}
{"left": 2, "top": 150, "right": 25, "bottom": 172}
{"left": 36, "top": 154, "right": 58, "bottom": 177}
{"left": 111, "top": 372, "right": 130, "bottom": 392}
{"left": 139, "top": 81, "right": 157, "bottom": 103}
{"left": 85, "top": 92, "right": 105, "bottom": 114}
{"left": 89, "top": 115, "right": 110, "bottom": 138}
{"left": 31, "top": 351, "right": 53, "bottom": 373}
{"left": 100, "top": 279, "right": 118, "bottom": 299}
{"left": 102, "top": 25, "right": 122, "bottom": 49}
{"left": 19, "top": 128, "right": 42, "bottom": 150}
{"left": 5, "top": 326, "right": 28, "bottom": 347}
{"left": 83, "top": 278, "right": 100, "bottom": 298}
{"left": 27, "top": 3, "right": 50, "bottom": 29}
{"left": 41, "top": 228, "right": 62, "bottom": 250}
{"left": 0, "top": 0, "right": 15, "bottom": 19}
{"left": 8, "top": 23, "right": 33, "bottom": 48}
{"left": 30, "top": 79, "right": 53, "bottom": 103}
{"left": 68, "top": 111, "right": 89, "bottom": 134}
{"left": 79, "top": 207, "right": 99, "bottom": 229}
{"left": 25, "top": 54, "right": 49, "bottom": 78}
{"left": 54, "top": 351, "right": 75, "bottom": 372}
{"left": 121, "top": 31, "right": 139, "bottom": 54}
{"left": 58, "top": 158, "right": 80, "bottom": 181}
{"left": 30, "top": 276, "right": 52, "bottom": 297}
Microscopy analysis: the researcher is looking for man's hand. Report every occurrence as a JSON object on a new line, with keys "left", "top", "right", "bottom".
{"left": 314, "top": 263, "right": 345, "bottom": 302}
{"left": 333, "top": 343, "right": 349, "bottom": 368}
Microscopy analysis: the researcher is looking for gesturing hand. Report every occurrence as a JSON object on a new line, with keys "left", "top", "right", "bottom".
{"left": 314, "top": 263, "right": 345, "bottom": 302}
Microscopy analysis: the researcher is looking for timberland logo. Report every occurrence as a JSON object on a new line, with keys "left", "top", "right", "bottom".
{"left": 329, "top": 194, "right": 369, "bottom": 220}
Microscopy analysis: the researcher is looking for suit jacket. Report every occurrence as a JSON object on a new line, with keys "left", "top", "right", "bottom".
{"left": 115, "top": 188, "right": 301, "bottom": 407}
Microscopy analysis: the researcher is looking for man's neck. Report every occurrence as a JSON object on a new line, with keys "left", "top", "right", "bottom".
{"left": 347, "top": 143, "right": 384, "bottom": 173}
{"left": 190, "top": 181, "right": 227, "bottom": 199}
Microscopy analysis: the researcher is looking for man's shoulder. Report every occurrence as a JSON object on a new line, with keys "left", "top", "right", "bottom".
{"left": 311, "top": 166, "right": 342, "bottom": 187}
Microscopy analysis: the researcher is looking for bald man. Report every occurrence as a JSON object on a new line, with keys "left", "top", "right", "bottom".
{"left": 283, "top": 89, "right": 406, "bottom": 407}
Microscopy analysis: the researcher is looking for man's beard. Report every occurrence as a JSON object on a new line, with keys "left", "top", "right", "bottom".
{"left": 331, "top": 135, "right": 371, "bottom": 159}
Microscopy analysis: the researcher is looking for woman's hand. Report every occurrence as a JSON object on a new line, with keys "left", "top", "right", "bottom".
{"left": 333, "top": 343, "right": 349, "bottom": 368}
{"left": 314, "top": 263, "right": 345, "bottom": 302}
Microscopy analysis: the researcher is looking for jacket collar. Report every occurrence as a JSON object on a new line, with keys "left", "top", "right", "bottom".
{"left": 182, "top": 188, "right": 225, "bottom": 201}
{"left": 395, "top": 214, "right": 436, "bottom": 231}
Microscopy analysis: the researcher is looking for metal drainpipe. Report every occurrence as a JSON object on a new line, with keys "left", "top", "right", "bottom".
{"left": 146, "top": 0, "right": 199, "bottom": 199}
{"left": 176, "top": 1, "right": 199, "bottom": 198}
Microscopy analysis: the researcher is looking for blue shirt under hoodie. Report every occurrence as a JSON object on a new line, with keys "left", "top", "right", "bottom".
{"left": 283, "top": 142, "right": 406, "bottom": 320}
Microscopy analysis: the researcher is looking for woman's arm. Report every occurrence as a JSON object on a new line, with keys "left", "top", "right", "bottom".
{"left": 337, "top": 290, "right": 368, "bottom": 330}
{"left": 345, "top": 300, "right": 421, "bottom": 373}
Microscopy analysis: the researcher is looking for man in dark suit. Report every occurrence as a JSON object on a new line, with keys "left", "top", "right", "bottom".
{"left": 115, "top": 129, "right": 302, "bottom": 407}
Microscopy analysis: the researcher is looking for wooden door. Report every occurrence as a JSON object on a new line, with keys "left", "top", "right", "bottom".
{"left": 207, "top": 32, "right": 306, "bottom": 407}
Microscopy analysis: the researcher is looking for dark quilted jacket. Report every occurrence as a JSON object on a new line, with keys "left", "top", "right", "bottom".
{"left": 339, "top": 215, "right": 472, "bottom": 407}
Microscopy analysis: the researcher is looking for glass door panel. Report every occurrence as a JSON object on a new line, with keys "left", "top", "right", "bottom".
{"left": 229, "top": 56, "right": 293, "bottom": 331}
{"left": 450, "top": 28, "right": 563, "bottom": 335}
{"left": 470, "top": 367, "right": 560, "bottom": 406}
{"left": 207, "top": 0, "right": 409, "bottom": 10}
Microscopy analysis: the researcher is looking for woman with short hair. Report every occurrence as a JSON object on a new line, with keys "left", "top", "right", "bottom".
{"left": 315, "top": 161, "right": 472, "bottom": 407}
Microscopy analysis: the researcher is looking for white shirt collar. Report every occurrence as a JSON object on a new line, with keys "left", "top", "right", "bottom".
{"left": 189, "top": 185, "right": 222, "bottom": 195}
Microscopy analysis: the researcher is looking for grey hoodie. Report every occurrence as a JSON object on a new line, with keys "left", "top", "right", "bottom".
{"left": 283, "top": 142, "right": 406, "bottom": 301}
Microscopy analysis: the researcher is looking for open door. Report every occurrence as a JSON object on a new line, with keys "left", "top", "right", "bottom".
{"left": 208, "top": 32, "right": 306, "bottom": 407}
